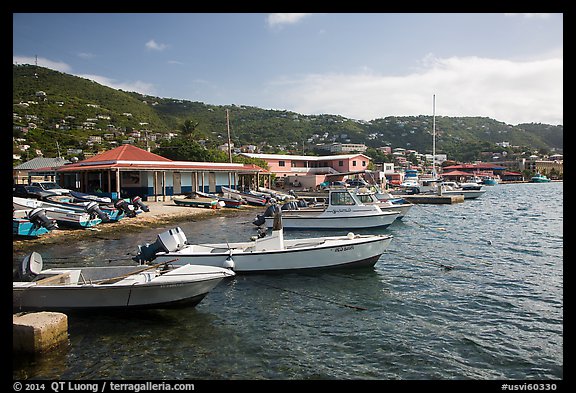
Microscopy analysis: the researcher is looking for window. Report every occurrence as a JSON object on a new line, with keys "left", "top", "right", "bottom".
{"left": 278, "top": 161, "right": 285, "bottom": 167}
{"left": 352, "top": 161, "right": 357, "bottom": 167}
{"left": 362, "top": 160, "right": 366, "bottom": 167}
{"left": 330, "top": 191, "right": 356, "bottom": 206}
{"left": 339, "top": 160, "right": 344, "bottom": 166}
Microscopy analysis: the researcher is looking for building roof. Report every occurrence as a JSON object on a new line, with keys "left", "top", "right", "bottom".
{"left": 56, "top": 144, "right": 268, "bottom": 174}
{"left": 240, "top": 152, "right": 372, "bottom": 161}
{"left": 14, "top": 157, "right": 71, "bottom": 170}
{"left": 82, "top": 144, "right": 171, "bottom": 163}
{"left": 443, "top": 163, "right": 505, "bottom": 170}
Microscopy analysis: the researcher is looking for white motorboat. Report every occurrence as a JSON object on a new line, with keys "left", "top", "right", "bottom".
{"left": 134, "top": 214, "right": 394, "bottom": 273}
{"left": 351, "top": 188, "right": 413, "bottom": 220}
{"left": 13, "top": 252, "right": 235, "bottom": 311}
{"left": 440, "top": 182, "right": 486, "bottom": 199}
{"left": 13, "top": 197, "right": 102, "bottom": 228}
{"left": 221, "top": 186, "right": 268, "bottom": 206}
{"left": 253, "top": 188, "right": 399, "bottom": 230}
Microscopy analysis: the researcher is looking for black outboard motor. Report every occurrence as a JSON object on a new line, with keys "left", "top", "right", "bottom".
{"left": 132, "top": 196, "right": 150, "bottom": 212}
{"left": 252, "top": 204, "right": 280, "bottom": 226}
{"left": 84, "top": 201, "right": 110, "bottom": 222}
{"left": 114, "top": 198, "right": 137, "bottom": 218}
{"left": 27, "top": 208, "right": 58, "bottom": 230}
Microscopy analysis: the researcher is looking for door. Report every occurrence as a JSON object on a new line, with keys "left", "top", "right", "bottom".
{"left": 173, "top": 172, "right": 181, "bottom": 195}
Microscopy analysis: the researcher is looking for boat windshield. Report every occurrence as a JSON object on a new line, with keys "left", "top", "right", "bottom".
{"left": 41, "top": 182, "right": 61, "bottom": 190}
{"left": 330, "top": 191, "right": 356, "bottom": 206}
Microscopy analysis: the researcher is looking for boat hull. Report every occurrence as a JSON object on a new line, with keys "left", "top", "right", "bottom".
{"left": 13, "top": 265, "right": 233, "bottom": 311}
{"left": 13, "top": 219, "right": 50, "bottom": 238}
{"left": 154, "top": 234, "right": 393, "bottom": 273}
{"left": 174, "top": 198, "right": 218, "bottom": 208}
{"left": 441, "top": 189, "right": 486, "bottom": 199}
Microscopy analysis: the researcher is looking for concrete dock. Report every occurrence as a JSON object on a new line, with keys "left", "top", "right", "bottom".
{"left": 13, "top": 312, "right": 69, "bottom": 354}
{"left": 400, "top": 194, "right": 465, "bottom": 204}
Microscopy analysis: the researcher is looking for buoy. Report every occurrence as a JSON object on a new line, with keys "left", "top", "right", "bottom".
{"left": 347, "top": 232, "right": 355, "bottom": 239}
{"left": 222, "top": 256, "right": 235, "bottom": 270}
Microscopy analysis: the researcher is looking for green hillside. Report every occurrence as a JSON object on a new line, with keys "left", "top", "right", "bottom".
{"left": 13, "top": 64, "right": 563, "bottom": 163}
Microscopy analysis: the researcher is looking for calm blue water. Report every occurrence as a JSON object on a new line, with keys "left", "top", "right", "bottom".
{"left": 13, "top": 182, "right": 563, "bottom": 380}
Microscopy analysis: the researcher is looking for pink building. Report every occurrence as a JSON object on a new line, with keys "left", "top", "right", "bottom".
{"left": 240, "top": 153, "right": 372, "bottom": 189}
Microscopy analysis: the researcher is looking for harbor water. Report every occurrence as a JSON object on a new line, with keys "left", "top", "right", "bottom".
{"left": 12, "top": 182, "right": 563, "bottom": 380}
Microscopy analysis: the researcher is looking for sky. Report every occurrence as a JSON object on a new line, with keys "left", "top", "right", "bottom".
{"left": 13, "top": 13, "right": 563, "bottom": 126}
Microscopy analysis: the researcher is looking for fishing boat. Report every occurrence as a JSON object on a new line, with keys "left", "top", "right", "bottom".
{"left": 196, "top": 191, "right": 244, "bottom": 208}
{"left": 531, "top": 173, "right": 551, "bottom": 183}
{"left": 352, "top": 188, "right": 413, "bottom": 219}
{"left": 133, "top": 214, "right": 394, "bottom": 273}
{"left": 13, "top": 197, "right": 102, "bottom": 228}
{"left": 13, "top": 252, "right": 235, "bottom": 311}
{"left": 173, "top": 194, "right": 221, "bottom": 209}
{"left": 38, "top": 195, "right": 117, "bottom": 222}
{"left": 440, "top": 182, "right": 486, "bottom": 199}
{"left": 252, "top": 188, "right": 399, "bottom": 230}
{"left": 221, "top": 186, "right": 268, "bottom": 206}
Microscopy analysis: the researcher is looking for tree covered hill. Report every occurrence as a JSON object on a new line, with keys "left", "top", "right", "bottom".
{"left": 13, "top": 64, "right": 563, "bottom": 162}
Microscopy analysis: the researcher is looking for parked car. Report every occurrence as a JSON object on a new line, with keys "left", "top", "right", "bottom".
{"left": 29, "top": 181, "right": 71, "bottom": 195}
{"left": 346, "top": 179, "right": 369, "bottom": 187}
{"left": 13, "top": 184, "right": 59, "bottom": 200}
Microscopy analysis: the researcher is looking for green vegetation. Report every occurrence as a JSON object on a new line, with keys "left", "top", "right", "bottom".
{"left": 13, "top": 64, "right": 563, "bottom": 165}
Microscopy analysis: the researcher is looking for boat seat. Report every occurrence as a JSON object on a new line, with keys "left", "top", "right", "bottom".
{"left": 210, "top": 247, "right": 232, "bottom": 253}
{"left": 33, "top": 269, "right": 81, "bottom": 285}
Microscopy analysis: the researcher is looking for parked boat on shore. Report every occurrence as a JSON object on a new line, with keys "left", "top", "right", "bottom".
{"left": 196, "top": 191, "right": 244, "bottom": 208}
{"left": 173, "top": 194, "right": 221, "bottom": 209}
{"left": 13, "top": 197, "right": 103, "bottom": 228}
{"left": 13, "top": 208, "right": 59, "bottom": 238}
{"left": 221, "top": 186, "right": 268, "bottom": 206}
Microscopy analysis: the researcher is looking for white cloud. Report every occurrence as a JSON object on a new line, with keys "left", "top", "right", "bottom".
{"left": 78, "top": 73, "right": 156, "bottom": 95}
{"left": 504, "top": 13, "right": 553, "bottom": 19}
{"left": 12, "top": 55, "right": 156, "bottom": 96}
{"left": 266, "top": 13, "right": 312, "bottom": 27}
{"left": 78, "top": 52, "right": 95, "bottom": 59}
{"left": 13, "top": 56, "right": 72, "bottom": 73}
{"left": 266, "top": 55, "right": 563, "bottom": 125}
{"left": 145, "top": 39, "right": 168, "bottom": 51}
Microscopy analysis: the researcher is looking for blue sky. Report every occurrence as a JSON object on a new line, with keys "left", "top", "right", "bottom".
{"left": 13, "top": 13, "right": 563, "bottom": 126}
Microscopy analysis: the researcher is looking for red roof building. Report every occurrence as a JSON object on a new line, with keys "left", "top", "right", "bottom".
{"left": 56, "top": 145, "right": 268, "bottom": 200}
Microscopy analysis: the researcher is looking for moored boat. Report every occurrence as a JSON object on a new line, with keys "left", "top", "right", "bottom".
{"left": 133, "top": 214, "right": 394, "bottom": 273}
{"left": 253, "top": 188, "right": 399, "bottom": 230}
{"left": 531, "top": 173, "right": 551, "bottom": 183}
{"left": 13, "top": 252, "right": 235, "bottom": 311}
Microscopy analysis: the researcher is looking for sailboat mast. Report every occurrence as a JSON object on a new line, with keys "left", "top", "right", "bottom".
{"left": 432, "top": 94, "right": 436, "bottom": 178}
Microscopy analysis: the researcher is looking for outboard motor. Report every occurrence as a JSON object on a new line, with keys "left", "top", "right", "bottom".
{"left": 18, "top": 251, "right": 43, "bottom": 281}
{"left": 281, "top": 201, "right": 299, "bottom": 211}
{"left": 84, "top": 201, "right": 110, "bottom": 222}
{"left": 132, "top": 196, "right": 150, "bottom": 212}
{"left": 114, "top": 199, "right": 137, "bottom": 218}
{"left": 134, "top": 227, "right": 188, "bottom": 263}
{"left": 252, "top": 204, "right": 280, "bottom": 226}
{"left": 27, "top": 208, "right": 58, "bottom": 230}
